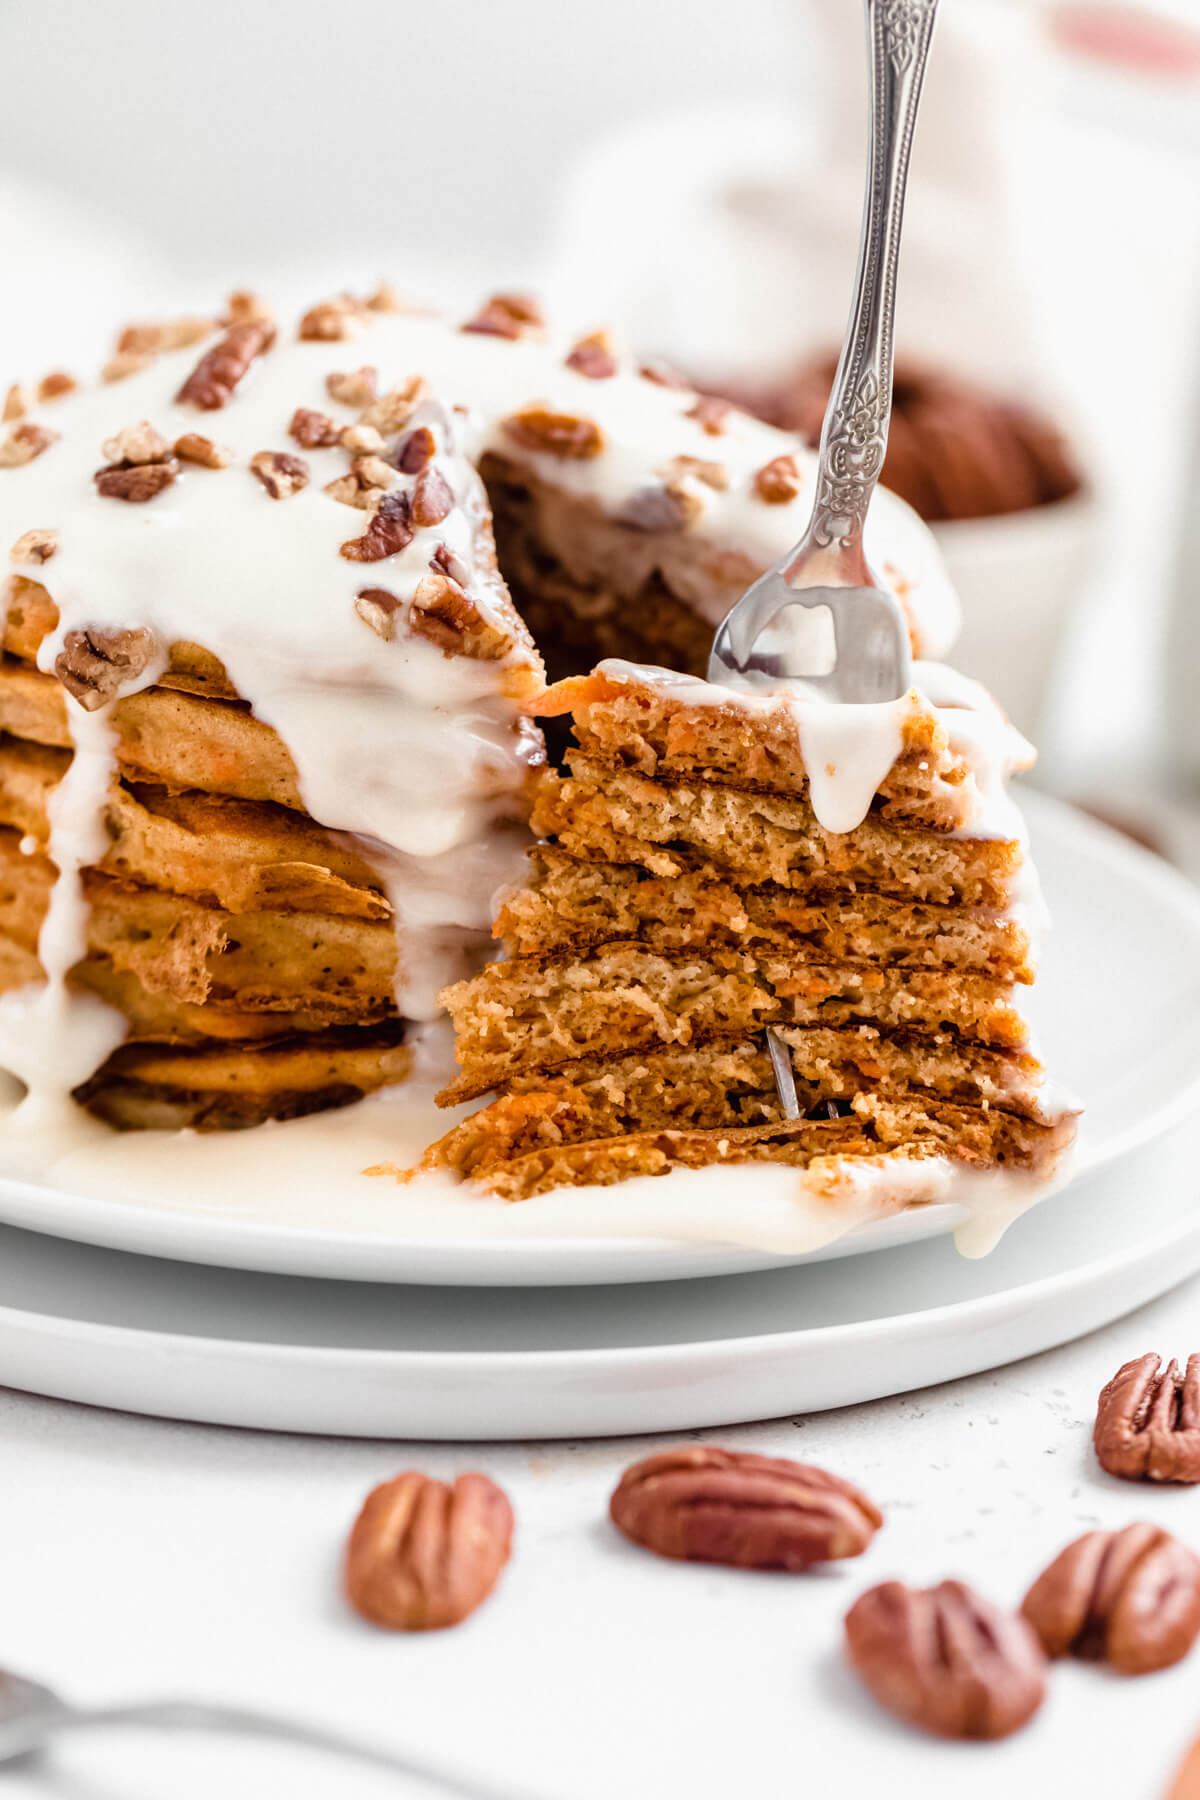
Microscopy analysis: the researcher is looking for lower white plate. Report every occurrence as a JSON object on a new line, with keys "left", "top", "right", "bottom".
{"left": 0, "top": 791, "right": 1198, "bottom": 1285}
{"left": 0, "top": 1116, "right": 1194, "bottom": 1438}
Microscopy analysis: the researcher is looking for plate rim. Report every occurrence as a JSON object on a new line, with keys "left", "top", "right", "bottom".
{"left": 1, "top": 788, "right": 1198, "bottom": 1282}
{"left": 0, "top": 1126, "right": 1196, "bottom": 1373}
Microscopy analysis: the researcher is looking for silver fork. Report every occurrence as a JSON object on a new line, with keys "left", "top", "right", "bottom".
{"left": 0, "top": 1664, "right": 534, "bottom": 1797}
{"left": 708, "top": 0, "right": 940, "bottom": 705}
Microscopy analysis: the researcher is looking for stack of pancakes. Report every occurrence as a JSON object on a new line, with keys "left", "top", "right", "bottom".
{"left": 0, "top": 567, "right": 538, "bottom": 1129}
{"left": 426, "top": 662, "right": 1078, "bottom": 1199}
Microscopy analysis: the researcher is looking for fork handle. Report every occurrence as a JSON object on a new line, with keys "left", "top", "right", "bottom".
{"left": 54, "top": 1699, "right": 533, "bottom": 1800}
{"left": 789, "top": 0, "right": 940, "bottom": 588}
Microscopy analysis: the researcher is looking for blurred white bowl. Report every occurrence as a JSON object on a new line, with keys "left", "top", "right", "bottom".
{"left": 931, "top": 488, "right": 1099, "bottom": 740}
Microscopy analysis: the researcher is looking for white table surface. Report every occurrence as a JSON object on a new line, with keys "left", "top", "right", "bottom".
{"left": 2, "top": 1265, "right": 1199, "bottom": 1800}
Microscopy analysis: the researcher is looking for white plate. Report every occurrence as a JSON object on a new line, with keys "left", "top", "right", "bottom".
{"left": 0, "top": 1115, "right": 1195, "bottom": 1438}
{"left": 0, "top": 791, "right": 1198, "bottom": 1286}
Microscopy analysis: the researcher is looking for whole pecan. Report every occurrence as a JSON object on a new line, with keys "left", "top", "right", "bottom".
{"left": 1022, "top": 1522, "right": 1200, "bottom": 1675}
{"left": 176, "top": 318, "right": 276, "bottom": 408}
{"left": 1095, "top": 1353, "right": 1200, "bottom": 1483}
{"left": 845, "top": 1580, "right": 1046, "bottom": 1740}
{"left": 344, "top": 1471, "right": 513, "bottom": 1631}
{"left": 609, "top": 1446, "right": 881, "bottom": 1570}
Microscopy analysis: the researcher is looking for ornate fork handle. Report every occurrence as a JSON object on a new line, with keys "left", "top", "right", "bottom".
{"left": 793, "top": 0, "right": 940, "bottom": 586}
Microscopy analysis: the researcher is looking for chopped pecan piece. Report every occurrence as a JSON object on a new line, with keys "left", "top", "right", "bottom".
{"left": 298, "top": 296, "right": 362, "bottom": 341}
{"left": 173, "top": 433, "right": 233, "bottom": 469}
{"left": 95, "top": 461, "right": 177, "bottom": 502}
{"left": 395, "top": 426, "right": 436, "bottom": 473}
{"left": 755, "top": 453, "right": 803, "bottom": 504}
{"left": 410, "top": 467, "right": 454, "bottom": 527}
{"left": 326, "top": 366, "right": 378, "bottom": 407}
{"left": 432, "top": 542, "right": 469, "bottom": 587}
{"left": 617, "top": 482, "right": 702, "bottom": 532}
{"left": 610, "top": 1447, "right": 881, "bottom": 1569}
{"left": 846, "top": 1580, "right": 1046, "bottom": 1740}
{"left": 101, "top": 351, "right": 154, "bottom": 384}
{"left": 662, "top": 453, "right": 728, "bottom": 491}
{"left": 3, "top": 384, "right": 28, "bottom": 421}
{"left": 37, "top": 371, "right": 77, "bottom": 403}
{"left": 117, "top": 315, "right": 215, "bottom": 355}
{"left": 1095, "top": 1353, "right": 1200, "bottom": 1484}
{"left": 344, "top": 1471, "right": 514, "bottom": 1631}
{"left": 340, "top": 423, "right": 385, "bottom": 455}
{"left": 223, "top": 289, "right": 273, "bottom": 325}
{"left": 10, "top": 528, "right": 57, "bottom": 565}
{"left": 0, "top": 422, "right": 59, "bottom": 468}
{"left": 461, "top": 292, "right": 545, "bottom": 339}
{"left": 686, "top": 395, "right": 732, "bottom": 436}
{"left": 502, "top": 405, "right": 604, "bottom": 460}
{"left": 639, "top": 358, "right": 689, "bottom": 388}
{"left": 340, "top": 490, "right": 414, "bottom": 561}
{"left": 55, "top": 625, "right": 160, "bottom": 711}
{"left": 101, "top": 421, "right": 171, "bottom": 466}
{"left": 365, "top": 280, "right": 402, "bottom": 313}
{"left": 359, "top": 377, "right": 426, "bottom": 435}
{"left": 1022, "top": 1522, "right": 1200, "bottom": 1674}
{"left": 288, "top": 407, "right": 341, "bottom": 449}
{"left": 176, "top": 318, "right": 276, "bottom": 408}
{"left": 408, "top": 572, "right": 505, "bottom": 659}
{"left": 325, "top": 456, "right": 395, "bottom": 508}
{"left": 566, "top": 331, "right": 618, "bottom": 380}
{"left": 249, "top": 451, "right": 309, "bottom": 499}
{"left": 354, "top": 586, "right": 403, "bottom": 641}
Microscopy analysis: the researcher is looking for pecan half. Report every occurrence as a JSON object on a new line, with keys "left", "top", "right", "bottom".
{"left": 249, "top": 451, "right": 309, "bottom": 499}
{"left": 344, "top": 1471, "right": 513, "bottom": 1630}
{"left": 755, "top": 453, "right": 803, "bottom": 504}
{"left": 174, "top": 432, "right": 233, "bottom": 469}
{"left": 289, "top": 407, "right": 341, "bottom": 449}
{"left": 326, "top": 366, "right": 378, "bottom": 407}
{"left": 56, "top": 625, "right": 160, "bottom": 711}
{"left": 10, "top": 528, "right": 57, "bottom": 565}
{"left": 502, "top": 406, "right": 604, "bottom": 460}
{"left": 0, "top": 422, "right": 59, "bottom": 468}
{"left": 610, "top": 1446, "right": 881, "bottom": 1569}
{"left": 845, "top": 1580, "right": 1046, "bottom": 1740}
{"left": 1022, "top": 1522, "right": 1200, "bottom": 1675}
{"left": 340, "top": 490, "right": 414, "bottom": 562}
{"left": 1095, "top": 1353, "right": 1200, "bottom": 1483}
{"left": 566, "top": 331, "right": 618, "bottom": 380}
{"left": 176, "top": 318, "right": 276, "bottom": 408}
{"left": 461, "top": 292, "right": 545, "bottom": 339}
{"left": 410, "top": 466, "right": 454, "bottom": 527}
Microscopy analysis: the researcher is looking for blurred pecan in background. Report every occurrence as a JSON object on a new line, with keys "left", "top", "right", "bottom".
{"left": 1095, "top": 1353, "right": 1200, "bottom": 1483}
{"left": 1022, "top": 1522, "right": 1200, "bottom": 1675}
{"left": 845, "top": 1579, "right": 1046, "bottom": 1740}
{"left": 344, "top": 1470, "right": 514, "bottom": 1631}
{"left": 610, "top": 1446, "right": 881, "bottom": 1570}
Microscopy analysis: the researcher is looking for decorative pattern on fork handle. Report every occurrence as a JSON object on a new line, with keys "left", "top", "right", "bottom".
{"left": 805, "top": 0, "right": 939, "bottom": 561}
